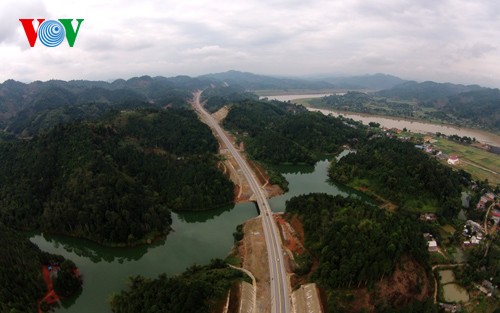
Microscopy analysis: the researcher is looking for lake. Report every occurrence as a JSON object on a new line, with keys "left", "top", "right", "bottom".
{"left": 31, "top": 158, "right": 359, "bottom": 313}
{"left": 264, "top": 94, "right": 500, "bottom": 146}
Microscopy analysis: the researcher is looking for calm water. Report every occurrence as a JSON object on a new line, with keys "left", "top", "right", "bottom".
{"left": 30, "top": 158, "right": 358, "bottom": 313}
{"left": 30, "top": 203, "right": 258, "bottom": 313}
{"left": 439, "top": 270, "right": 455, "bottom": 284}
{"left": 264, "top": 94, "right": 500, "bottom": 146}
{"left": 442, "top": 284, "right": 469, "bottom": 303}
{"left": 439, "top": 270, "right": 469, "bottom": 303}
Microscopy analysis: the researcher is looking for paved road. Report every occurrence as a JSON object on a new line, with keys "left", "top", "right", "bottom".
{"left": 192, "top": 91, "right": 291, "bottom": 313}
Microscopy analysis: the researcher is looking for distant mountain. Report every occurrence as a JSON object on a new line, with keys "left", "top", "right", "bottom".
{"left": 198, "top": 70, "right": 334, "bottom": 91}
{"left": 321, "top": 73, "right": 407, "bottom": 90}
{"left": 376, "top": 81, "right": 485, "bottom": 101}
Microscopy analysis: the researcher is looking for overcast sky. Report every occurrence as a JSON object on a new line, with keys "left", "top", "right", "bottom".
{"left": 1, "top": 0, "right": 499, "bottom": 86}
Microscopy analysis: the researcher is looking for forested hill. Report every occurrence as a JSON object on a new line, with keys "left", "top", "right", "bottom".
{"left": 375, "top": 81, "right": 500, "bottom": 131}
{"left": 222, "top": 100, "right": 366, "bottom": 164}
{"left": 0, "top": 223, "right": 82, "bottom": 313}
{"left": 329, "top": 138, "right": 466, "bottom": 217}
{"left": 441, "top": 88, "right": 500, "bottom": 131}
{"left": 201, "top": 84, "right": 258, "bottom": 113}
{"left": 376, "top": 81, "right": 484, "bottom": 101}
{"left": 0, "top": 109, "right": 234, "bottom": 245}
{"left": 110, "top": 259, "right": 247, "bottom": 313}
{"left": 0, "top": 75, "right": 210, "bottom": 136}
{"left": 285, "top": 193, "right": 434, "bottom": 312}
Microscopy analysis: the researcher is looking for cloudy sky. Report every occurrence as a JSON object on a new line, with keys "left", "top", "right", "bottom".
{"left": 1, "top": 0, "right": 499, "bottom": 86}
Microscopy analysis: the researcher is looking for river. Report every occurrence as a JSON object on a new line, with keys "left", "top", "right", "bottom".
{"left": 264, "top": 94, "right": 500, "bottom": 146}
{"left": 30, "top": 158, "right": 359, "bottom": 313}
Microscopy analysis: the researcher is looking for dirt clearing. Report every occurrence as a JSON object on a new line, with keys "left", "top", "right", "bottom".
{"left": 237, "top": 217, "right": 271, "bottom": 312}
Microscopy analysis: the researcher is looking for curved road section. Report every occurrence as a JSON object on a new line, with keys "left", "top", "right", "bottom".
{"left": 192, "top": 91, "right": 291, "bottom": 313}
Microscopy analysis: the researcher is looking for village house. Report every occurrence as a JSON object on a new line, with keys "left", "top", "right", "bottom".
{"left": 447, "top": 154, "right": 459, "bottom": 165}
{"left": 420, "top": 213, "right": 437, "bottom": 222}
{"left": 423, "top": 233, "right": 439, "bottom": 251}
{"left": 476, "top": 192, "right": 497, "bottom": 210}
{"left": 463, "top": 220, "right": 484, "bottom": 246}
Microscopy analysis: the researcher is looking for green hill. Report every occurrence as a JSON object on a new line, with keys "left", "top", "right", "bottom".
{"left": 0, "top": 109, "right": 234, "bottom": 245}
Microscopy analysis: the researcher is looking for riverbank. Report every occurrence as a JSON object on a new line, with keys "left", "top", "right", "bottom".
{"left": 310, "top": 107, "right": 500, "bottom": 147}
{"left": 263, "top": 93, "right": 500, "bottom": 146}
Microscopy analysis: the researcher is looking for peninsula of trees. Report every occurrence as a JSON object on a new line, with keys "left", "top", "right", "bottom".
{"left": 0, "top": 223, "right": 82, "bottom": 313}
{"left": 110, "top": 259, "right": 248, "bottom": 313}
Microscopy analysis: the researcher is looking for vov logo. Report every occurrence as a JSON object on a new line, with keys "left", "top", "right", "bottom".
{"left": 19, "top": 19, "right": 84, "bottom": 47}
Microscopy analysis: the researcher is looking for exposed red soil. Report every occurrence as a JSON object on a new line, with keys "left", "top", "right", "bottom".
{"left": 274, "top": 214, "right": 305, "bottom": 255}
{"left": 336, "top": 257, "right": 433, "bottom": 313}
{"left": 38, "top": 266, "right": 60, "bottom": 313}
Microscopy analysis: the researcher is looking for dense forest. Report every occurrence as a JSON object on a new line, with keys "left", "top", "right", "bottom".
{"left": 0, "top": 109, "right": 234, "bottom": 245}
{"left": 285, "top": 193, "right": 431, "bottom": 312}
{"left": 222, "top": 100, "right": 366, "bottom": 164}
{"left": 329, "top": 138, "right": 465, "bottom": 217}
{"left": 110, "top": 259, "right": 247, "bottom": 313}
{"left": 0, "top": 223, "right": 81, "bottom": 313}
{"left": 201, "top": 84, "right": 258, "bottom": 113}
{"left": 0, "top": 75, "right": 211, "bottom": 137}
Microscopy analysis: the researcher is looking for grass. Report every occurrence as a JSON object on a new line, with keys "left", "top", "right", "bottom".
{"left": 466, "top": 294, "right": 500, "bottom": 313}
{"left": 433, "top": 138, "right": 500, "bottom": 185}
{"left": 441, "top": 224, "right": 456, "bottom": 234}
{"left": 430, "top": 252, "right": 451, "bottom": 265}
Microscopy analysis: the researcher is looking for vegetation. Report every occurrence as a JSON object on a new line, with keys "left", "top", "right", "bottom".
{"left": 0, "top": 223, "right": 81, "bottom": 313}
{"left": 329, "top": 138, "right": 465, "bottom": 217}
{"left": 376, "top": 81, "right": 483, "bottom": 102}
{"left": 441, "top": 88, "right": 500, "bottom": 132}
{"left": 223, "top": 100, "right": 365, "bottom": 165}
{"left": 8, "top": 100, "right": 157, "bottom": 137}
{"left": 0, "top": 109, "right": 234, "bottom": 245}
{"left": 199, "top": 70, "right": 334, "bottom": 91}
{"left": 378, "top": 299, "right": 438, "bottom": 313}
{"left": 110, "top": 259, "right": 247, "bottom": 313}
{"left": 201, "top": 84, "right": 258, "bottom": 113}
{"left": 308, "top": 81, "right": 500, "bottom": 132}
{"left": 432, "top": 137, "right": 500, "bottom": 186}
{"left": 458, "top": 234, "right": 500, "bottom": 288}
{"left": 285, "top": 193, "right": 430, "bottom": 311}
{"left": 0, "top": 76, "right": 208, "bottom": 137}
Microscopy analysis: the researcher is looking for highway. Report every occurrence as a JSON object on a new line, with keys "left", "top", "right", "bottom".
{"left": 192, "top": 91, "right": 291, "bottom": 313}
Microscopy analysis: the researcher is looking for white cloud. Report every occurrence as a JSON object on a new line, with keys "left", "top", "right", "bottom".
{"left": 0, "top": 0, "right": 499, "bottom": 86}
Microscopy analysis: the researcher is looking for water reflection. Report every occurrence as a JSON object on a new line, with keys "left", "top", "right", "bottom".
{"left": 31, "top": 232, "right": 156, "bottom": 263}
{"left": 273, "top": 163, "right": 315, "bottom": 175}
{"left": 59, "top": 287, "right": 83, "bottom": 309}
{"left": 176, "top": 204, "right": 249, "bottom": 223}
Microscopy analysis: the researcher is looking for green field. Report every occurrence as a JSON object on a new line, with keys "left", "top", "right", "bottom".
{"left": 434, "top": 138, "right": 500, "bottom": 186}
